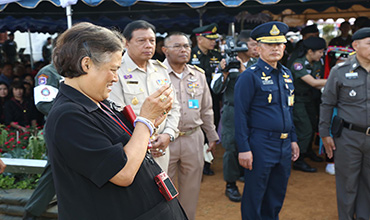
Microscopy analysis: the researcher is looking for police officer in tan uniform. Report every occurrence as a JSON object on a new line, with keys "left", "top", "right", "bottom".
{"left": 163, "top": 32, "right": 219, "bottom": 220}
{"left": 320, "top": 27, "right": 370, "bottom": 220}
{"left": 109, "top": 20, "right": 180, "bottom": 173}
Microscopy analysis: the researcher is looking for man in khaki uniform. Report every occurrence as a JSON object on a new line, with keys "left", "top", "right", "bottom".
{"left": 163, "top": 32, "right": 219, "bottom": 220}
{"left": 109, "top": 20, "right": 180, "bottom": 173}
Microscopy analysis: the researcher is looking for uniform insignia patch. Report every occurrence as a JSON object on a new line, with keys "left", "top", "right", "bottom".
{"left": 187, "top": 76, "right": 198, "bottom": 82}
{"left": 270, "top": 25, "right": 280, "bottom": 35}
{"left": 124, "top": 74, "right": 132, "bottom": 79}
{"left": 38, "top": 74, "right": 49, "bottom": 85}
{"left": 284, "top": 78, "right": 292, "bottom": 83}
{"left": 293, "top": 63, "right": 303, "bottom": 71}
{"left": 132, "top": 97, "right": 139, "bottom": 105}
{"left": 191, "top": 56, "right": 200, "bottom": 65}
{"left": 156, "top": 79, "right": 170, "bottom": 85}
{"left": 41, "top": 88, "right": 50, "bottom": 96}
{"left": 188, "top": 82, "right": 199, "bottom": 88}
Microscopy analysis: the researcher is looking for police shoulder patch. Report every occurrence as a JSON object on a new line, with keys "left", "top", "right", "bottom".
{"left": 293, "top": 62, "right": 303, "bottom": 71}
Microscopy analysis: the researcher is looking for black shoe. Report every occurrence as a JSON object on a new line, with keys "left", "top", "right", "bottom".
{"left": 293, "top": 160, "right": 317, "bottom": 172}
{"left": 225, "top": 183, "right": 242, "bottom": 202}
{"left": 305, "top": 152, "right": 324, "bottom": 162}
{"left": 23, "top": 212, "right": 37, "bottom": 220}
{"left": 203, "top": 166, "right": 214, "bottom": 176}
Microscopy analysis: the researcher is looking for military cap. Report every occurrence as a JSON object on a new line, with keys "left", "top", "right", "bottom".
{"left": 193, "top": 23, "right": 219, "bottom": 39}
{"left": 250, "top": 21, "right": 289, "bottom": 44}
{"left": 352, "top": 27, "right": 370, "bottom": 40}
{"left": 303, "top": 37, "right": 326, "bottom": 50}
{"left": 300, "top": 24, "right": 319, "bottom": 36}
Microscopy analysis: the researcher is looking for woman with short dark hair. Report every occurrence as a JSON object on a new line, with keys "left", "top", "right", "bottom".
{"left": 290, "top": 37, "right": 328, "bottom": 172}
{"left": 46, "top": 22, "right": 187, "bottom": 220}
{"left": 4, "top": 81, "right": 37, "bottom": 131}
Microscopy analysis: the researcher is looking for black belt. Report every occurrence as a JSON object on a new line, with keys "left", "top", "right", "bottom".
{"left": 343, "top": 121, "right": 370, "bottom": 136}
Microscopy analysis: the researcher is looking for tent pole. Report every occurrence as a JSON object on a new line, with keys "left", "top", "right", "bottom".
{"left": 197, "top": 8, "right": 206, "bottom": 27}
{"left": 66, "top": 5, "right": 72, "bottom": 29}
{"left": 27, "top": 29, "right": 34, "bottom": 69}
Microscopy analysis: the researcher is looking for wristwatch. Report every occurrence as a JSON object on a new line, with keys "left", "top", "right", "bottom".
{"left": 169, "top": 134, "right": 175, "bottom": 142}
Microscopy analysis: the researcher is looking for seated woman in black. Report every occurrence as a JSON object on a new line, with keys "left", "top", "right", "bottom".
{"left": 45, "top": 22, "right": 187, "bottom": 220}
{"left": 4, "top": 81, "right": 37, "bottom": 131}
{"left": 0, "top": 82, "right": 10, "bottom": 124}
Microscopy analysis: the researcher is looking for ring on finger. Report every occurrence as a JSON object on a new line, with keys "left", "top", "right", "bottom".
{"left": 162, "top": 151, "right": 166, "bottom": 156}
{"left": 163, "top": 110, "right": 167, "bottom": 115}
{"left": 159, "top": 95, "right": 167, "bottom": 102}
{"left": 159, "top": 149, "right": 163, "bottom": 153}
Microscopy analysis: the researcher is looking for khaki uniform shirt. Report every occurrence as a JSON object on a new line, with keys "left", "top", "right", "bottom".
{"left": 109, "top": 52, "right": 180, "bottom": 138}
{"left": 164, "top": 60, "right": 219, "bottom": 142}
{"left": 319, "top": 56, "right": 370, "bottom": 137}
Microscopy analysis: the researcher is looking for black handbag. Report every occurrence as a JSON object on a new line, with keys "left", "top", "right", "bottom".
{"left": 331, "top": 115, "right": 344, "bottom": 138}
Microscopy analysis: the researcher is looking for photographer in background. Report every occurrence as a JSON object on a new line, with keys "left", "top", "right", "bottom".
{"left": 211, "top": 30, "right": 258, "bottom": 202}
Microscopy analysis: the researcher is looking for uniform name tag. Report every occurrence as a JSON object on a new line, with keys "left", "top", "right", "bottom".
{"left": 127, "top": 81, "right": 139, "bottom": 84}
{"left": 345, "top": 72, "right": 358, "bottom": 79}
{"left": 262, "top": 80, "right": 274, "bottom": 85}
{"left": 188, "top": 99, "right": 199, "bottom": 109}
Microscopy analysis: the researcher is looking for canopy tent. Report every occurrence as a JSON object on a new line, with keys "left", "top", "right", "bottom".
{"left": 0, "top": 0, "right": 369, "bottom": 33}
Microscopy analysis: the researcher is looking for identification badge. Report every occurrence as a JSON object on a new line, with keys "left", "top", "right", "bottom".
{"left": 262, "top": 79, "right": 274, "bottom": 85}
{"left": 345, "top": 72, "right": 358, "bottom": 79}
{"left": 288, "top": 95, "right": 294, "bottom": 106}
{"left": 188, "top": 99, "right": 199, "bottom": 109}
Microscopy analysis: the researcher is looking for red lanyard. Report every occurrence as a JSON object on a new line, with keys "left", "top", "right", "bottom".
{"left": 99, "top": 102, "right": 132, "bottom": 136}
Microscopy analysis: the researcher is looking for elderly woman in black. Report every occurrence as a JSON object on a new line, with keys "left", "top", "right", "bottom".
{"left": 45, "top": 22, "right": 187, "bottom": 220}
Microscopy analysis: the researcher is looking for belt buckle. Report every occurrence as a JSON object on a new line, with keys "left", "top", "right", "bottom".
{"left": 280, "top": 133, "right": 288, "bottom": 139}
{"left": 366, "top": 127, "right": 370, "bottom": 136}
{"left": 179, "top": 132, "right": 185, "bottom": 136}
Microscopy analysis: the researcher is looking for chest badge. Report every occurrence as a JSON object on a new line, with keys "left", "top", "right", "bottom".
{"left": 132, "top": 97, "right": 139, "bottom": 105}
{"left": 187, "top": 76, "right": 198, "bottom": 82}
{"left": 156, "top": 79, "right": 170, "bottom": 86}
{"left": 349, "top": 90, "right": 356, "bottom": 97}
{"left": 261, "top": 72, "right": 271, "bottom": 81}
{"left": 124, "top": 73, "right": 132, "bottom": 79}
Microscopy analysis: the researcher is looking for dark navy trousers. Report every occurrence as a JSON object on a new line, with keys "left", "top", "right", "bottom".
{"left": 241, "top": 129, "right": 292, "bottom": 220}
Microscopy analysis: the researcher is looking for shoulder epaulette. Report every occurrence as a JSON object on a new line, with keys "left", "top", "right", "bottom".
{"left": 154, "top": 59, "right": 168, "bottom": 69}
{"left": 191, "top": 65, "right": 205, "bottom": 74}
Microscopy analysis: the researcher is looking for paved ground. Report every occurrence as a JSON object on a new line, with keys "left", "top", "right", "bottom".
{"left": 195, "top": 144, "right": 337, "bottom": 220}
